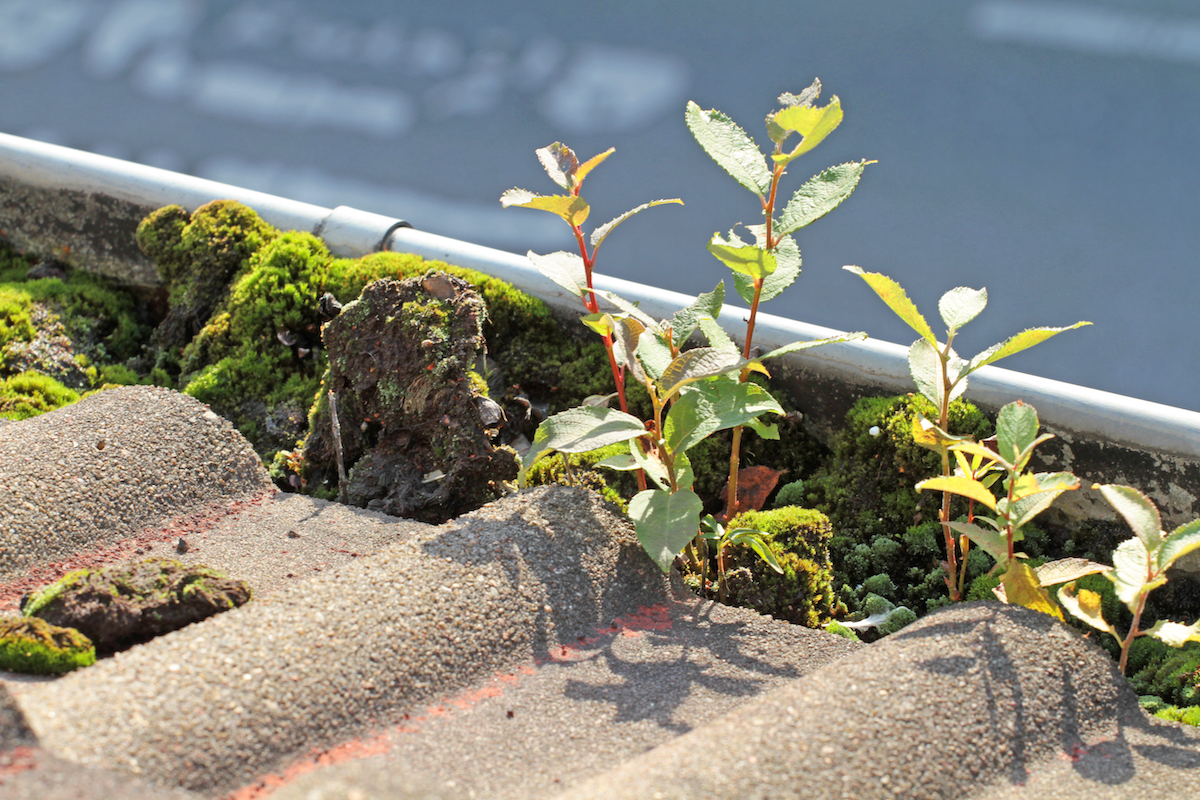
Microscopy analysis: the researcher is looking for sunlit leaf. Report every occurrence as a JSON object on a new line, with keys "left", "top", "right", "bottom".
{"left": 996, "top": 401, "right": 1039, "bottom": 465}
{"left": 1058, "top": 582, "right": 1118, "bottom": 638}
{"left": 595, "top": 451, "right": 639, "bottom": 471}
{"left": 726, "top": 529, "right": 784, "bottom": 573}
{"left": 1002, "top": 560, "right": 1064, "bottom": 620}
{"left": 1035, "top": 557, "right": 1109, "bottom": 587}
{"left": 917, "top": 476, "right": 997, "bottom": 511}
{"left": 909, "top": 339, "right": 966, "bottom": 408}
{"left": 663, "top": 381, "right": 782, "bottom": 454}
{"left": 746, "top": 416, "right": 779, "bottom": 440}
{"left": 610, "top": 315, "right": 647, "bottom": 384}
{"left": 1109, "top": 537, "right": 1153, "bottom": 612}
{"left": 1145, "top": 619, "right": 1200, "bottom": 648}
{"left": 733, "top": 229, "right": 801, "bottom": 305}
{"left": 966, "top": 322, "right": 1091, "bottom": 374}
{"left": 628, "top": 487, "right": 705, "bottom": 572}
{"left": 520, "top": 406, "right": 647, "bottom": 485}
{"left": 1159, "top": 519, "right": 1200, "bottom": 573}
{"left": 535, "top": 142, "right": 578, "bottom": 190}
{"left": 590, "top": 199, "right": 683, "bottom": 252}
{"left": 754, "top": 331, "right": 867, "bottom": 363}
{"left": 573, "top": 147, "right": 615, "bottom": 187}
{"left": 698, "top": 317, "right": 737, "bottom": 353}
{"left": 500, "top": 190, "right": 590, "bottom": 227}
{"left": 709, "top": 231, "right": 777, "bottom": 280}
{"left": 667, "top": 283, "right": 725, "bottom": 350}
{"left": 685, "top": 101, "right": 771, "bottom": 197}
{"left": 844, "top": 266, "right": 936, "bottom": 345}
{"left": 630, "top": 438, "right": 671, "bottom": 491}
{"left": 938, "top": 286, "right": 988, "bottom": 334}
{"left": 775, "top": 160, "right": 873, "bottom": 236}
{"left": 771, "top": 97, "right": 843, "bottom": 164}
{"left": 912, "top": 411, "right": 970, "bottom": 451}
{"left": 528, "top": 250, "right": 588, "bottom": 299}
{"left": 659, "top": 347, "right": 748, "bottom": 401}
{"left": 1095, "top": 483, "right": 1163, "bottom": 553}
{"left": 1009, "top": 472, "right": 1080, "bottom": 530}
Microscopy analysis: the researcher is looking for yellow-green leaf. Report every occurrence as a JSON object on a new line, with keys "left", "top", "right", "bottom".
{"left": 1058, "top": 581, "right": 1118, "bottom": 637}
{"left": 1003, "top": 561, "right": 1064, "bottom": 621}
{"left": 915, "top": 475, "right": 997, "bottom": 511}
{"left": 499, "top": 190, "right": 589, "bottom": 227}
{"left": 771, "top": 97, "right": 843, "bottom": 163}
{"left": 844, "top": 266, "right": 936, "bottom": 345}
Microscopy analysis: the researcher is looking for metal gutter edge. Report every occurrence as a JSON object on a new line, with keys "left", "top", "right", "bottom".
{"left": 387, "top": 226, "right": 1200, "bottom": 461}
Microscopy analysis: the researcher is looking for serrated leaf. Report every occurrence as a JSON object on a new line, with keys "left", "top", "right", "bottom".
{"left": 1095, "top": 483, "right": 1163, "bottom": 553}
{"left": 590, "top": 289, "right": 659, "bottom": 329}
{"left": 668, "top": 283, "right": 725, "bottom": 350}
{"left": 628, "top": 487, "right": 704, "bottom": 572}
{"left": 590, "top": 199, "right": 683, "bottom": 252}
{"left": 603, "top": 315, "right": 647, "bottom": 384}
{"left": 917, "top": 476, "right": 998, "bottom": 511}
{"left": 630, "top": 438, "right": 671, "bottom": 491}
{"left": 1058, "top": 582, "right": 1118, "bottom": 637}
{"left": 573, "top": 147, "right": 614, "bottom": 187}
{"left": 595, "top": 451, "right": 639, "bottom": 471}
{"left": 1145, "top": 619, "right": 1200, "bottom": 648}
{"left": 733, "top": 230, "right": 801, "bottom": 305}
{"left": 663, "top": 381, "right": 783, "bottom": 454}
{"left": 1002, "top": 560, "right": 1064, "bottom": 620}
{"left": 697, "top": 316, "right": 737, "bottom": 353}
{"left": 528, "top": 250, "right": 588, "bottom": 299}
{"left": 709, "top": 231, "right": 777, "bottom": 280}
{"left": 771, "top": 97, "right": 843, "bottom": 164}
{"left": 946, "top": 520, "right": 1009, "bottom": 564}
{"left": 966, "top": 322, "right": 1091, "bottom": 374}
{"left": 659, "top": 347, "right": 748, "bottom": 401}
{"left": 685, "top": 101, "right": 772, "bottom": 197}
{"left": 949, "top": 439, "right": 1012, "bottom": 471}
{"left": 1036, "top": 557, "right": 1110, "bottom": 587}
{"left": 777, "top": 78, "right": 821, "bottom": 109}
{"left": 1109, "top": 537, "right": 1153, "bottom": 612}
{"left": 500, "top": 190, "right": 590, "bottom": 227}
{"left": 775, "top": 160, "right": 873, "bottom": 236}
{"left": 1008, "top": 472, "right": 1080, "bottom": 530}
{"left": 909, "top": 339, "right": 967, "bottom": 408}
{"left": 746, "top": 416, "right": 779, "bottom": 440}
{"left": 520, "top": 406, "right": 647, "bottom": 485}
{"left": 844, "top": 266, "right": 936, "bottom": 345}
{"left": 635, "top": 328, "right": 673, "bottom": 382}
{"left": 754, "top": 331, "right": 867, "bottom": 362}
{"left": 536, "top": 142, "right": 578, "bottom": 190}
{"left": 1159, "top": 519, "right": 1200, "bottom": 573}
{"left": 939, "top": 286, "right": 988, "bottom": 334}
{"left": 996, "top": 401, "right": 1039, "bottom": 464}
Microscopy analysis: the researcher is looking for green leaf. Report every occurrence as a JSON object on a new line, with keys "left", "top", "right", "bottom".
{"left": 1058, "top": 582, "right": 1119, "bottom": 638}
{"left": 966, "top": 322, "right": 1091, "bottom": 374}
{"left": 572, "top": 147, "right": 614, "bottom": 187}
{"left": 663, "top": 381, "right": 783, "bottom": 454}
{"left": 591, "top": 289, "right": 659, "bottom": 330}
{"left": 500, "top": 190, "right": 590, "bottom": 227}
{"left": 909, "top": 339, "right": 967, "bottom": 408}
{"left": 938, "top": 287, "right": 988, "bottom": 334}
{"left": 844, "top": 266, "right": 936, "bottom": 345}
{"left": 771, "top": 97, "right": 843, "bottom": 164}
{"left": 1008, "top": 472, "right": 1080, "bottom": 530}
{"left": 754, "top": 331, "right": 867, "bottom": 363}
{"left": 1159, "top": 519, "right": 1200, "bottom": 573}
{"left": 668, "top": 282, "right": 725, "bottom": 350}
{"left": 1145, "top": 619, "right": 1200, "bottom": 648}
{"left": 733, "top": 228, "right": 801, "bottom": 305}
{"left": 595, "top": 451, "right": 639, "bottom": 471}
{"left": 746, "top": 416, "right": 779, "bottom": 440}
{"left": 916, "top": 476, "right": 998, "bottom": 511}
{"left": 520, "top": 406, "right": 647, "bottom": 485}
{"left": 775, "top": 160, "right": 873, "bottom": 236}
{"left": 590, "top": 199, "right": 683, "bottom": 253}
{"left": 698, "top": 317, "right": 737, "bottom": 353}
{"left": 946, "top": 520, "right": 1008, "bottom": 565}
{"left": 1002, "top": 560, "right": 1064, "bottom": 620}
{"left": 685, "top": 101, "right": 771, "bottom": 197}
{"left": 911, "top": 411, "right": 970, "bottom": 451}
{"left": 1035, "top": 558, "right": 1110, "bottom": 587}
{"left": 535, "top": 142, "right": 578, "bottom": 190}
{"left": 1095, "top": 484, "right": 1163, "bottom": 554}
{"left": 726, "top": 529, "right": 784, "bottom": 573}
{"left": 628, "top": 488, "right": 705, "bottom": 572}
{"left": 609, "top": 315, "right": 647, "bottom": 384}
{"left": 629, "top": 439, "right": 671, "bottom": 491}
{"left": 777, "top": 79, "right": 822, "bottom": 109}
{"left": 996, "top": 401, "right": 1040, "bottom": 465}
{"left": 635, "top": 328, "right": 673, "bottom": 382}
{"left": 658, "top": 347, "right": 748, "bottom": 401}
{"left": 948, "top": 439, "right": 1012, "bottom": 471}
{"left": 1109, "top": 537, "right": 1154, "bottom": 612}
{"left": 708, "top": 230, "right": 777, "bottom": 280}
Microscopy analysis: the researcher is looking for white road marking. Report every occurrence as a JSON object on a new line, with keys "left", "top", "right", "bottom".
{"left": 971, "top": 1, "right": 1200, "bottom": 65}
{"left": 540, "top": 44, "right": 690, "bottom": 133}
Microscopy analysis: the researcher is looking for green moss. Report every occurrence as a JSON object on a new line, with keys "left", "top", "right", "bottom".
{"left": 714, "top": 506, "right": 837, "bottom": 628}
{"left": 0, "top": 371, "right": 80, "bottom": 420}
{"left": 825, "top": 620, "right": 862, "bottom": 641}
{"left": 523, "top": 442, "right": 634, "bottom": 511}
{"left": 0, "top": 615, "right": 95, "bottom": 674}
{"left": 774, "top": 479, "right": 806, "bottom": 508}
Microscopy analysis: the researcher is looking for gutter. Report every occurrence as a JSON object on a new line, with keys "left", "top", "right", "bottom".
{"left": 1, "top": 133, "right": 1196, "bottom": 525}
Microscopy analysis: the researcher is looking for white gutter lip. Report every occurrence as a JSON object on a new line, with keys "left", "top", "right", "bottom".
{"left": 1, "top": 132, "right": 1197, "bottom": 461}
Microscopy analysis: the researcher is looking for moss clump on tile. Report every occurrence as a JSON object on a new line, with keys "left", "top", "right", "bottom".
{"left": 0, "top": 371, "right": 81, "bottom": 420}
{"left": 706, "top": 506, "right": 838, "bottom": 628}
{"left": 804, "top": 394, "right": 994, "bottom": 614}
{"left": 522, "top": 441, "right": 634, "bottom": 512}
{"left": 0, "top": 615, "right": 95, "bottom": 675}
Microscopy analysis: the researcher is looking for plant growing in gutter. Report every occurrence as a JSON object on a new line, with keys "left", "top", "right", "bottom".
{"left": 686, "top": 79, "right": 873, "bottom": 520}
{"left": 699, "top": 513, "right": 783, "bottom": 603}
{"left": 1059, "top": 484, "right": 1200, "bottom": 674}
{"left": 916, "top": 400, "right": 1102, "bottom": 616}
{"left": 846, "top": 267, "right": 1089, "bottom": 600}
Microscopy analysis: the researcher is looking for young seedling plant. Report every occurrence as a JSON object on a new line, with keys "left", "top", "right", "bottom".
{"left": 699, "top": 513, "right": 783, "bottom": 603}
{"left": 686, "top": 78, "right": 873, "bottom": 520}
{"left": 1059, "top": 484, "right": 1200, "bottom": 674}
{"left": 916, "top": 400, "right": 1103, "bottom": 616}
{"left": 846, "top": 267, "right": 1089, "bottom": 600}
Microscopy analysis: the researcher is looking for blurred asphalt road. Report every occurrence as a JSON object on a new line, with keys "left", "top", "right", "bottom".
{"left": 1, "top": 0, "right": 1197, "bottom": 409}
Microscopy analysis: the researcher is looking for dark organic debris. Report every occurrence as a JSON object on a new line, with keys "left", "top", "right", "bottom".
{"left": 22, "top": 558, "right": 252, "bottom": 653}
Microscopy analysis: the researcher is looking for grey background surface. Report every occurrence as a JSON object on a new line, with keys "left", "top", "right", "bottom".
{"left": 1, "top": 0, "right": 1196, "bottom": 409}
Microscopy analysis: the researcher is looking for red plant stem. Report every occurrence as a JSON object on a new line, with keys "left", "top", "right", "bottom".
{"left": 1120, "top": 594, "right": 1148, "bottom": 674}
{"left": 723, "top": 277, "right": 766, "bottom": 521}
